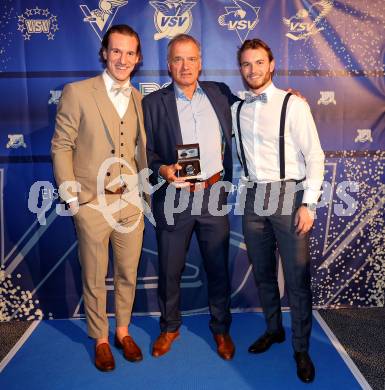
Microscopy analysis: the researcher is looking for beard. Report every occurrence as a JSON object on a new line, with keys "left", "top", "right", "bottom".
{"left": 245, "top": 71, "right": 272, "bottom": 92}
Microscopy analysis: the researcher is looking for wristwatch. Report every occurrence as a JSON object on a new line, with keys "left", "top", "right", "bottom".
{"left": 301, "top": 203, "right": 317, "bottom": 219}
{"left": 301, "top": 203, "right": 317, "bottom": 212}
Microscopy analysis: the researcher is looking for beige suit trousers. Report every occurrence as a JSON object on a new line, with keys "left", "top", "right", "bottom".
{"left": 74, "top": 193, "right": 144, "bottom": 338}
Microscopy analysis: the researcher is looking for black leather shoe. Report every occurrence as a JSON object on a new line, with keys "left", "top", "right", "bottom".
{"left": 248, "top": 329, "right": 285, "bottom": 353}
{"left": 294, "top": 352, "right": 315, "bottom": 383}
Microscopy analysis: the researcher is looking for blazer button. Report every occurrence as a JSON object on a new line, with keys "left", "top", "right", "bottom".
{"left": 121, "top": 132, "right": 123, "bottom": 135}
{"left": 121, "top": 154, "right": 124, "bottom": 157}
{"left": 121, "top": 121, "right": 124, "bottom": 124}
{"left": 121, "top": 164, "right": 124, "bottom": 168}
{"left": 121, "top": 143, "right": 124, "bottom": 146}
{"left": 111, "top": 149, "right": 115, "bottom": 154}
{"left": 106, "top": 172, "right": 111, "bottom": 176}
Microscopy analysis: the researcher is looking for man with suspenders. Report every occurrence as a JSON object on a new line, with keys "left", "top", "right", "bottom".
{"left": 231, "top": 39, "right": 325, "bottom": 383}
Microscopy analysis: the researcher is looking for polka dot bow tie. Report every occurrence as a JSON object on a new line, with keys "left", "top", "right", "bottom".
{"left": 244, "top": 92, "right": 267, "bottom": 104}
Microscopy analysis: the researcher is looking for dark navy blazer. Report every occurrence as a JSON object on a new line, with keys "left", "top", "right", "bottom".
{"left": 142, "top": 81, "right": 239, "bottom": 228}
{"left": 142, "top": 81, "right": 239, "bottom": 186}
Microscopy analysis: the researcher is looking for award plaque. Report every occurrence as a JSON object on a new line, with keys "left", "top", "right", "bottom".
{"left": 176, "top": 143, "right": 202, "bottom": 180}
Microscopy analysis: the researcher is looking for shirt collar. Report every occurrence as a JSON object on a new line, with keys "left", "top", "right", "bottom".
{"left": 103, "top": 70, "right": 131, "bottom": 92}
{"left": 246, "top": 82, "right": 276, "bottom": 100}
{"left": 263, "top": 82, "right": 277, "bottom": 100}
{"left": 174, "top": 82, "right": 204, "bottom": 100}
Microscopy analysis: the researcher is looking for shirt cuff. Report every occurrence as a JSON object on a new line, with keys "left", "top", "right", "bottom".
{"left": 157, "top": 167, "right": 166, "bottom": 185}
{"left": 66, "top": 197, "right": 78, "bottom": 204}
{"left": 301, "top": 189, "right": 321, "bottom": 205}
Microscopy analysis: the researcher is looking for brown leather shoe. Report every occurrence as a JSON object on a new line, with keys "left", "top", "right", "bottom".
{"left": 115, "top": 335, "right": 143, "bottom": 362}
{"left": 95, "top": 343, "right": 115, "bottom": 371}
{"left": 152, "top": 331, "right": 180, "bottom": 357}
{"left": 214, "top": 334, "right": 235, "bottom": 360}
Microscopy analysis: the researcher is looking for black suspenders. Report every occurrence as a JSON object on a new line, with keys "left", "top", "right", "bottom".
{"left": 236, "top": 100, "right": 248, "bottom": 178}
{"left": 279, "top": 93, "right": 292, "bottom": 179}
{"left": 235, "top": 92, "right": 292, "bottom": 180}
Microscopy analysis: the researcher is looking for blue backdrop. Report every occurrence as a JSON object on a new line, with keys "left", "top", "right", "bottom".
{"left": 0, "top": 0, "right": 384, "bottom": 321}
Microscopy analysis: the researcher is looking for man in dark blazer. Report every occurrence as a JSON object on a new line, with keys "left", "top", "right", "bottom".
{"left": 142, "top": 34, "right": 239, "bottom": 360}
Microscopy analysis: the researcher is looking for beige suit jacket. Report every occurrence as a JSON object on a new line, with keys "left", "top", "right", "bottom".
{"left": 51, "top": 75, "right": 150, "bottom": 206}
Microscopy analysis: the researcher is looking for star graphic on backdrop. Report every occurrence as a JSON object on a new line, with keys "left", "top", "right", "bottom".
{"left": 18, "top": 15, "right": 25, "bottom": 22}
{"left": 25, "top": 9, "right": 32, "bottom": 17}
{"left": 42, "top": 9, "right": 50, "bottom": 17}
{"left": 52, "top": 24, "right": 59, "bottom": 32}
{"left": 23, "top": 33, "right": 31, "bottom": 40}
{"left": 47, "top": 32, "right": 54, "bottom": 40}
{"left": 50, "top": 15, "right": 57, "bottom": 22}
{"left": 33, "top": 6, "right": 41, "bottom": 15}
{"left": 17, "top": 23, "right": 26, "bottom": 32}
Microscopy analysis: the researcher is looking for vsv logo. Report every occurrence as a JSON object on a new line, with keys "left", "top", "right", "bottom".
{"left": 48, "top": 90, "right": 62, "bottom": 105}
{"left": 354, "top": 129, "right": 373, "bottom": 143}
{"left": 317, "top": 91, "right": 336, "bottom": 106}
{"left": 6, "top": 135, "right": 27, "bottom": 149}
{"left": 218, "top": 0, "right": 260, "bottom": 43}
{"left": 150, "top": 0, "right": 196, "bottom": 40}
{"left": 17, "top": 6, "right": 59, "bottom": 40}
{"left": 283, "top": 0, "right": 333, "bottom": 41}
{"left": 25, "top": 19, "right": 50, "bottom": 33}
{"left": 80, "top": 0, "right": 128, "bottom": 41}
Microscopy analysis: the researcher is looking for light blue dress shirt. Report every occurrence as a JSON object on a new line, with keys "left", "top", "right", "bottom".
{"left": 175, "top": 83, "right": 223, "bottom": 180}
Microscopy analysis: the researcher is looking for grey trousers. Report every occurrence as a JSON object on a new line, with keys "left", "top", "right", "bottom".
{"left": 242, "top": 180, "right": 312, "bottom": 352}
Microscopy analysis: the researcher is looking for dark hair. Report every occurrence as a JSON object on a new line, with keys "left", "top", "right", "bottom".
{"left": 167, "top": 34, "right": 201, "bottom": 61}
{"left": 99, "top": 24, "right": 142, "bottom": 65}
{"left": 237, "top": 38, "right": 274, "bottom": 65}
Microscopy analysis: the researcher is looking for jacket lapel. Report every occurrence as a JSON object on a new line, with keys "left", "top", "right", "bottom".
{"left": 92, "top": 75, "right": 118, "bottom": 148}
{"left": 161, "top": 84, "right": 183, "bottom": 146}
{"left": 131, "top": 88, "right": 145, "bottom": 132}
{"left": 131, "top": 88, "right": 147, "bottom": 167}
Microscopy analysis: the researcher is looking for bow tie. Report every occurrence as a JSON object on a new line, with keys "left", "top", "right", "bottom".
{"left": 111, "top": 83, "right": 132, "bottom": 97}
{"left": 244, "top": 92, "right": 267, "bottom": 104}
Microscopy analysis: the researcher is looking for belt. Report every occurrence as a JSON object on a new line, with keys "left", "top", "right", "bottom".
{"left": 105, "top": 186, "right": 127, "bottom": 195}
{"left": 188, "top": 172, "right": 221, "bottom": 192}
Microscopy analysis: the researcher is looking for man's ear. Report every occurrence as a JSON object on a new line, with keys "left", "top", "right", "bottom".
{"left": 270, "top": 59, "right": 275, "bottom": 75}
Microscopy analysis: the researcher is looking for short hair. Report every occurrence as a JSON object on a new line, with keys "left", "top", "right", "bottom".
{"left": 237, "top": 38, "right": 274, "bottom": 66}
{"left": 167, "top": 34, "right": 201, "bottom": 61}
{"left": 99, "top": 24, "right": 142, "bottom": 65}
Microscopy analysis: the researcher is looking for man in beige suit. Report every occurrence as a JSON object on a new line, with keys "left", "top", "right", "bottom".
{"left": 51, "top": 25, "right": 149, "bottom": 371}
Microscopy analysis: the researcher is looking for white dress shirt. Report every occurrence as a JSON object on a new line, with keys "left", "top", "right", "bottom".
{"left": 103, "top": 70, "right": 131, "bottom": 118}
{"left": 231, "top": 83, "right": 325, "bottom": 204}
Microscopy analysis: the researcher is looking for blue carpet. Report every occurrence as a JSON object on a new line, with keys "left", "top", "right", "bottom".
{"left": 0, "top": 312, "right": 362, "bottom": 389}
